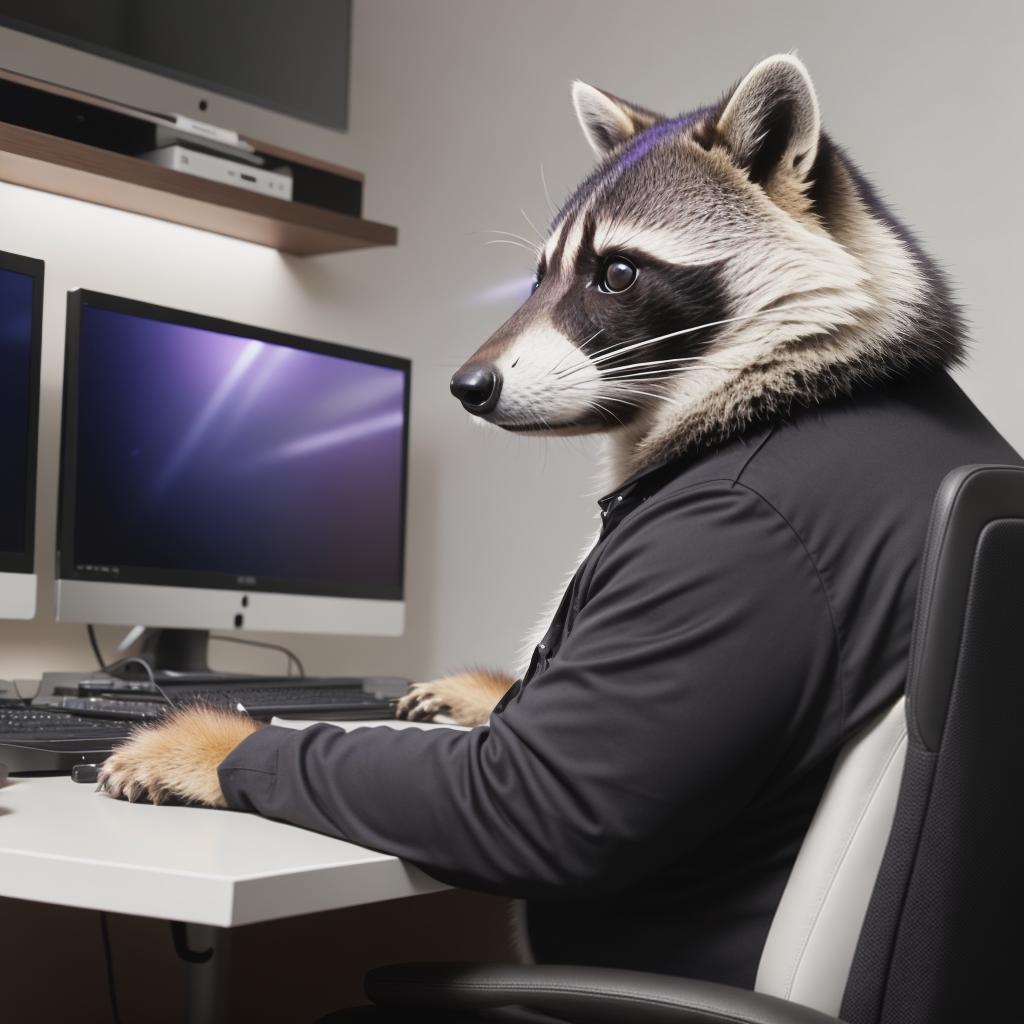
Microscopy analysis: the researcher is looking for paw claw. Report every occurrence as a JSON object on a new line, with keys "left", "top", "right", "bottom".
{"left": 91, "top": 705, "right": 259, "bottom": 808}
{"left": 398, "top": 683, "right": 451, "bottom": 723}
{"left": 397, "top": 672, "right": 511, "bottom": 727}
{"left": 396, "top": 685, "right": 427, "bottom": 720}
{"left": 408, "top": 696, "right": 446, "bottom": 722}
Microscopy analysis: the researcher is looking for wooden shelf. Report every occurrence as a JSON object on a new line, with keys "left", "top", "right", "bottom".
{"left": 0, "top": 121, "right": 398, "bottom": 256}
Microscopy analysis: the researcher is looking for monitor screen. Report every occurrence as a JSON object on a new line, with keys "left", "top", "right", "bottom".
{"left": 0, "top": 0, "right": 352, "bottom": 132}
{"left": 60, "top": 293, "right": 409, "bottom": 601}
{"left": 0, "top": 256, "right": 41, "bottom": 573}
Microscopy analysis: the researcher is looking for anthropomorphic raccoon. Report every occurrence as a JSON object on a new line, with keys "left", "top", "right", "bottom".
{"left": 395, "top": 52, "right": 964, "bottom": 726}
{"left": 99, "top": 55, "right": 1019, "bottom": 994}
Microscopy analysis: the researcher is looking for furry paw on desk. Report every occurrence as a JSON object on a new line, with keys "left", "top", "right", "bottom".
{"left": 396, "top": 670, "right": 514, "bottom": 726}
{"left": 97, "top": 705, "right": 261, "bottom": 807}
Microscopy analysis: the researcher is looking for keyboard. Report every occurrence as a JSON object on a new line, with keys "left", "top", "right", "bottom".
{"left": 0, "top": 701, "right": 133, "bottom": 774}
{"left": 0, "top": 674, "right": 408, "bottom": 775}
{"left": 0, "top": 704, "right": 134, "bottom": 737}
{"left": 173, "top": 684, "right": 398, "bottom": 718}
{"left": 79, "top": 676, "right": 407, "bottom": 720}
{"left": 38, "top": 696, "right": 166, "bottom": 722}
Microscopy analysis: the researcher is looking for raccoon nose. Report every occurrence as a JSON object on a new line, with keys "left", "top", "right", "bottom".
{"left": 450, "top": 363, "right": 502, "bottom": 415}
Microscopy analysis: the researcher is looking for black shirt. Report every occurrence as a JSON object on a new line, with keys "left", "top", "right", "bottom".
{"left": 219, "top": 371, "right": 1019, "bottom": 988}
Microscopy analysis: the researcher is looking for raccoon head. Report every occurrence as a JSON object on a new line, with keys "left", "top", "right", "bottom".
{"left": 452, "top": 54, "right": 962, "bottom": 475}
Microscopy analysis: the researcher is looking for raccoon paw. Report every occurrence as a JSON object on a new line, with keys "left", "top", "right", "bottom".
{"left": 97, "top": 704, "right": 262, "bottom": 808}
{"left": 396, "top": 670, "right": 515, "bottom": 727}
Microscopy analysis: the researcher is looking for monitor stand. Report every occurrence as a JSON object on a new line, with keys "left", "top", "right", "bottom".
{"left": 135, "top": 628, "right": 218, "bottom": 678}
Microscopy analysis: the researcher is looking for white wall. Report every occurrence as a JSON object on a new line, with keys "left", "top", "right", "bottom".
{"left": 2, "top": 0, "right": 1021, "bottom": 684}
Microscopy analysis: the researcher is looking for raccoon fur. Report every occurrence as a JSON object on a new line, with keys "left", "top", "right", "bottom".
{"left": 99, "top": 54, "right": 963, "bottom": 802}
{"left": 401, "top": 52, "right": 963, "bottom": 726}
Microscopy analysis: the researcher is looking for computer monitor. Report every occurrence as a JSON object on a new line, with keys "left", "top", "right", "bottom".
{"left": 0, "top": 250, "right": 43, "bottom": 620}
{"left": 56, "top": 290, "right": 411, "bottom": 671}
{"left": 0, "top": 2, "right": 354, "bottom": 163}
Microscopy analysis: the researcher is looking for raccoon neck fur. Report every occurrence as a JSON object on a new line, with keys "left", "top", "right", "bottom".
{"left": 604, "top": 137, "right": 966, "bottom": 486}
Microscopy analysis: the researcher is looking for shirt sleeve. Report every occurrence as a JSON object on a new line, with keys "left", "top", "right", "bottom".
{"left": 218, "top": 481, "right": 837, "bottom": 899}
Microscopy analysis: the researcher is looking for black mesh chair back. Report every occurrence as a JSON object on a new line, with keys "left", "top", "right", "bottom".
{"left": 841, "top": 464, "right": 1024, "bottom": 1024}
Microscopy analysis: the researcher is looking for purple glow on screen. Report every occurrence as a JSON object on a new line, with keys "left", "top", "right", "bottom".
{"left": 72, "top": 305, "right": 408, "bottom": 599}
{"left": 0, "top": 267, "right": 33, "bottom": 557}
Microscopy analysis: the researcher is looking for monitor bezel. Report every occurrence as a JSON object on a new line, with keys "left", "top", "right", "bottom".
{"left": 59, "top": 289, "right": 411, "bottom": 604}
{"left": 0, "top": 22, "right": 355, "bottom": 166}
{"left": 0, "top": 249, "right": 44, "bottom": 576}
{"left": 0, "top": 5, "right": 352, "bottom": 135}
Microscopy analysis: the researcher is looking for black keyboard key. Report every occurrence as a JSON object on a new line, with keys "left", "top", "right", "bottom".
{"left": 0, "top": 706, "right": 133, "bottom": 740}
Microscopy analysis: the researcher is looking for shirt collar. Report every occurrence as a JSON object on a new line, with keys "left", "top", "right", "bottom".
{"left": 597, "top": 452, "right": 691, "bottom": 530}
{"left": 596, "top": 421, "right": 776, "bottom": 525}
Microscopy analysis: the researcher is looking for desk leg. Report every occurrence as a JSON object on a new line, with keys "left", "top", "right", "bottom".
{"left": 179, "top": 923, "right": 231, "bottom": 1024}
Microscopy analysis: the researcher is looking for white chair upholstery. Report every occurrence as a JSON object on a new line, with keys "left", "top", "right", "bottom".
{"left": 755, "top": 699, "right": 907, "bottom": 1016}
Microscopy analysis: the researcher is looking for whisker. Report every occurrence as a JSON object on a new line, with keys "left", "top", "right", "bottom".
{"left": 602, "top": 354, "right": 724, "bottom": 371}
{"left": 553, "top": 350, "right": 725, "bottom": 389}
{"left": 604, "top": 388, "right": 670, "bottom": 401}
{"left": 589, "top": 303, "right": 827, "bottom": 368}
{"left": 588, "top": 311, "right": 774, "bottom": 366}
{"left": 587, "top": 397, "right": 626, "bottom": 425}
{"left": 557, "top": 377, "right": 670, "bottom": 398}
{"left": 555, "top": 353, "right": 711, "bottom": 380}
{"left": 554, "top": 359, "right": 734, "bottom": 396}
{"left": 600, "top": 358, "right": 740, "bottom": 378}
{"left": 602, "top": 373, "right": 702, "bottom": 386}
{"left": 540, "top": 164, "right": 557, "bottom": 218}
{"left": 520, "top": 207, "right": 546, "bottom": 245}
{"left": 483, "top": 229, "right": 543, "bottom": 249}
{"left": 485, "top": 239, "right": 539, "bottom": 253}
{"left": 528, "top": 301, "right": 830, "bottom": 421}
{"left": 548, "top": 328, "right": 605, "bottom": 378}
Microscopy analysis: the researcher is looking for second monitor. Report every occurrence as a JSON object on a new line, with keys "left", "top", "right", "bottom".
{"left": 56, "top": 290, "right": 411, "bottom": 672}
{"left": 0, "top": 249, "right": 43, "bottom": 620}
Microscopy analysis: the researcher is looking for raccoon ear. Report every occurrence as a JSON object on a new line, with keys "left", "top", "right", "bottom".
{"left": 716, "top": 55, "right": 821, "bottom": 185}
{"left": 572, "top": 81, "right": 660, "bottom": 159}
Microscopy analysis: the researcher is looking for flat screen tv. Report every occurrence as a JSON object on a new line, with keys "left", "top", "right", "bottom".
{"left": 0, "top": 1, "right": 353, "bottom": 159}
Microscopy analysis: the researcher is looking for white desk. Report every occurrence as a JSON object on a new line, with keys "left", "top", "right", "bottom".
{"left": 0, "top": 719, "right": 457, "bottom": 1022}
{"left": 0, "top": 775, "right": 447, "bottom": 927}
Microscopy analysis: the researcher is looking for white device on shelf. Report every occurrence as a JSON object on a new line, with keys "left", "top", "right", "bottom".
{"left": 165, "top": 113, "right": 247, "bottom": 148}
{"left": 140, "top": 145, "right": 293, "bottom": 200}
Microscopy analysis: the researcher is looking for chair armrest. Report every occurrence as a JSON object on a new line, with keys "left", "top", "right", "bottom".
{"left": 366, "top": 962, "right": 845, "bottom": 1024}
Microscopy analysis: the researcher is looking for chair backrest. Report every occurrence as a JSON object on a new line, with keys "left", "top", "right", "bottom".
{"left": 839, "top": 464, "right": 1024, "bottom": 1024}
{"left": 757, "top": 464, "right": 1024, "bottom": 1023}
{"left": 754, "top": 698, "right": 908, "bottom": 1015}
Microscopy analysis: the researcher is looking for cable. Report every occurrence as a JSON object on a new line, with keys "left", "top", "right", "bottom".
{"left": 209, "top": 634, "right": 306, "bottom": 677}
{"left": 0, "top": 676, "right": 28, "bottom": 704}
{"left": 110, "top": 656, "right": 175, "bottom": 707}
{"left": 88, "top": 623, "right": 306, "bottom": 677}
{"left": 86, "top": 624, "right": 106, "bottom": 671}
{"left": 86, "top": 624, "right": 306, "bottom": 704}
{"left": 86, "top": 626, "right": 175, "bottom": 706}
{"left": 99, "top": 911, "right": 123, "bottom": 1024}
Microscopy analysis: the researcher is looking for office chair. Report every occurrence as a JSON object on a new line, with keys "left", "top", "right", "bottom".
{"left": 355, "top": 464, "right": 1024, "bottom": 1024}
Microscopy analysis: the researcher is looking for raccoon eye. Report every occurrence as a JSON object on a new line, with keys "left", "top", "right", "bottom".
{"left": 600, "top": 256, "right": 638, "bottom": 294}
